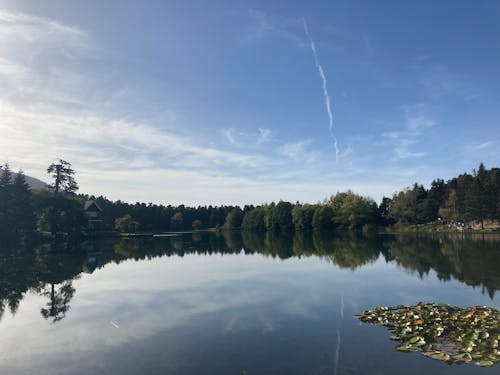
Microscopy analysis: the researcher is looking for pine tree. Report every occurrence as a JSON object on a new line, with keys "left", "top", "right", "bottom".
{"left": 0, "top": 164, "right": 14, "bottom": 236}
{"left": 47, "top": 159, "right": 78, "bottom": 194}
{"left": 12, "top": 171, "right": 36, "bottom": 236}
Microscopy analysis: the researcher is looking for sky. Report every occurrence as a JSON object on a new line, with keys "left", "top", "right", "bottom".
{"left": 0, "top": 0, "right": 499, "bottom": 206}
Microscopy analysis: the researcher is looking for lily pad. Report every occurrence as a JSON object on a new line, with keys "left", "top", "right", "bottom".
{"left": 354, "top": 302, "right": 500, "bottom": 367}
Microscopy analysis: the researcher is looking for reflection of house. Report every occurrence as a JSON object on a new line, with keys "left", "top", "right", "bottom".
{"left": 84, "top": 200, "right": 103, "bottom": 231}
{"left": 82, "top": 242, "right": 102, "bottom": 274}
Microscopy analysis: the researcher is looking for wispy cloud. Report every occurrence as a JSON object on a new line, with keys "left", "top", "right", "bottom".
{"left": 473, "top": 141, "right": 496, "bottom": 150}
{"left": 381, "top": 104, "right": 437, "bottom": 160}
{"left": 222, "top": 128, "right": 241, "bottom": 146}
{"left": 277, "top": 140, "right": 318, "bottom": 163}
{"left": 1, "top": 9, "right": 354, "bottom": 205}
{"left": 234, "top": 9, "right": 301, "bottom": 45}
{"left": 302, "top": 18, "right": 340, "bottom": 161}
{"left": 0, "top": 9, "right": 275, "bottom": 194}
{"left": 222, "top": 127, "right": 274, "bottom": 147}
{"left": 418, "top": 64, "right": 481, "bottom": 102}
{"left": 257, "top": 127, "right": 272, "bottom": 144}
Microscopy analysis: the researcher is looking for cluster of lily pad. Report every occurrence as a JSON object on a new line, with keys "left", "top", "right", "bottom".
{"left": 355, "top": 302, "right": 499, "bottom": 367}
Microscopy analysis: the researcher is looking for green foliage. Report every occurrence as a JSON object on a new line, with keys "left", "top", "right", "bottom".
{"left": 378, "top": 197, "right": 394, "bottom": 226}
{"left": 192, "top": 219, "right": 203, "bottom": 230}
{"left": 223, "top": 207, "right": 243, "bottom": 229}
{"left": 266, "top": 201, "right": 293, "bottom": 231}
{"left": 242, "top": 207, "right": 266, "bottom": 230}
{"left": 292, "top": 204, "right": 316, "bottom": 231}
{"left": 0, "top": 165, "right": 36, "bottom": 238}
{"left": 8, "top": 160, "right": 497, "bottom": 238}
{"left": 38, "top": 161, "right": 86, "bottom": 236}
{"left": 328, "top": 191, "right": 379, "bottom": 229}
{"left": 12, "top": 172, "right": 36, "bottom": 235}
{"left": 47, "top": 159, "right": 78, "bottom": 194}
{"left": 170, "top": 212, "right": 184, "bottom": 230}
{"left": 312, "top": 205, "right": 334, "bottom": 230}
{"left": 388, "top": 184, "right": 428, "bottom": 226}
{"left": 115, "top": 214, "right": 140, "bottom": 233}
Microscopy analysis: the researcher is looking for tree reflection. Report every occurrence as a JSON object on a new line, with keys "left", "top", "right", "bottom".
{"left": 0, "top": 231, "right": 499, "bottom": 324}
{"left": 40, "top": 281, "right": 75, "bottom": 323}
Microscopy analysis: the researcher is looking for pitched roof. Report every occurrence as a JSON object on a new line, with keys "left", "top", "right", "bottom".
{"left": 84, "top": 200, "right": 102, "bottom": 212}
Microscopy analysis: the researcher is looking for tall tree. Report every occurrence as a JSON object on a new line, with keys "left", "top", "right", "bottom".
{"left": 266, "top": 201, "right": 293, "bottom": 231}
{"left": 115, "top": 214, "right": 140, "bottom": 233}
{"left": 292, "top": 204, "right": 316, "bottom": 231}
{"left": 0, "top": 164, "right": 14, "bottom": 236}
{"left": 47, "top": 159, "right": 78, "bottom": 194}
{"left": 223, "top": 207, "right": 243, "bottom": 229}
{"left": 45, "top": 160, "right": 84, "bottom": 235}
{"left": 11, "top": 171, "right": 36, "bottom": 236}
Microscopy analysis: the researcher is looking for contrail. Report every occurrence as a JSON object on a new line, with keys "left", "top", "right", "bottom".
{"left": 340, "top": 292, "right": 345, "bottom": 319}
{"left": 335, "top": 293, "right": 344, "bottom": 375}
{"left": 334, "top": 328, "right": 341, "bottom": 375}
{"left": 302, "top": 18, "right": 340, "bottom": 161}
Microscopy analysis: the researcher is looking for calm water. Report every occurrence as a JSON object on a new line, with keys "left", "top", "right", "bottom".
{"left": 0, "top": 231, "right": 499, "bottom": 374}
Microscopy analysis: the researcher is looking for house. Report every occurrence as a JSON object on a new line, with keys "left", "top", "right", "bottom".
{"left": 84, "top": 200, "right": 103, "bottom": 231}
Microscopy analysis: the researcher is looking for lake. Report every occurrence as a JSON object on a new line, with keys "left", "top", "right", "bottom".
{"left": 0, "top": 231, "right": 499, "bottom": 374}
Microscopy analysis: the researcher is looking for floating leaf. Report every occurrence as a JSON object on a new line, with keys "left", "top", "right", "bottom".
{"left": 355, "top": 303, "right": 500, "bottom": 367}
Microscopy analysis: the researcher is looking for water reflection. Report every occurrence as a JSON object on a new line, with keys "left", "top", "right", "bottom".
{"left": 0, "top": 231, "right": 499, "bottom": 374}
{"left": 0, "top": 231, "right": 499, "bottom": 325}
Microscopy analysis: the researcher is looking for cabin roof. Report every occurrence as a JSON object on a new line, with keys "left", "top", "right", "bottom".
{"left": 84, "top": 200, "right": 102, "bottom": 212}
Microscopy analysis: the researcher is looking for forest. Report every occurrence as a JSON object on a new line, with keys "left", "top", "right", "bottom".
{"left": 0, "top": 160, "right": 499, "bottom": 241}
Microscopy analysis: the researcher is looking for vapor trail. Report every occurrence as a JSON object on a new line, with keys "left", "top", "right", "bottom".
{"left": 334, "top": 293, "right": 344, "bottom": 375}
{"left": 302, "top": 18, "right": 340, "bottom": 161}
{"left": 340, "top": 292, "right": 345, "bottom": 319}
{"left": 334, "top": 328, "right": 341, "bottom": 375}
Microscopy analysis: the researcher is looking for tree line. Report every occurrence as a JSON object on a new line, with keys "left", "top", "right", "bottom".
{"left": 382, "top": 163, "right": 500, "bottom": 229}
{"left": 0, "top": 160, "right": 86, "bottom": 241}
{"left": 1, "top": 161, "right": 499, "bottom": 240}
{"left": 100, "top": 163, "right": 499, "bottom": 232}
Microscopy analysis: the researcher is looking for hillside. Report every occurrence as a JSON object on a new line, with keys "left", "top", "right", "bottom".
{"left": 0, "top": 167, "right": 48, "bottom": 190}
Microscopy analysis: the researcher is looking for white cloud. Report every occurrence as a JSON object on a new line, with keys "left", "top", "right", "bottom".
{"left": 0, "top": 9, "right": 341, "bottom": 205}
{"left": 222, "top": 127, "right": 274, "bottom": 147}
{"left": 222, "top": 128, "right": 241, "bottom": 146}
{"left": 257, "top": 127, "right": 272, "bottom": 144}
{"left": 235, "top": 9, "right": 302, "bottom": 45}
{"left": 420, "top": 64, "right": 480, "bottom": 102}
{"left": 277, "top": 140, "right": 318, "bottom": 163}
{"left": 381, "top": 104, "right": 437, "bottom": 161}
{"left": 473, "top": 141, "right": 496, "bottom": 150}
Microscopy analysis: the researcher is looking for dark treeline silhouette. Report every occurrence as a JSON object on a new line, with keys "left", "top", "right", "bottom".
{"left": 1, "top": 161, "right": 499, "bottom": 241}
{"left": 384, "top": 163, "right": 500, "bottom": 229}
{"left": 84, "top": 163, "right": 500, "bottom": 232}
{"left": 1, "top": 231, "right": 499, "bottom": 324}
{"left": 1, "top": 160, "right": 86, "bottom": 242}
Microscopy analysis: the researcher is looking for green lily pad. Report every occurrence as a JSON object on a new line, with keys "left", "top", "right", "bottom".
{"left": 355, "top": 303, "right": 500, "bottom": 367}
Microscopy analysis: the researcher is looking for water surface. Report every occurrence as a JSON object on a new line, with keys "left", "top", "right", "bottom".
{"left": 0, "top": 231, "right": 499, "bottom": 374}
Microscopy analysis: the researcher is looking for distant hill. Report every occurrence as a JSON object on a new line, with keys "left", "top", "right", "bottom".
{"left": 0, "top": 167, "right": 48, "bottom": 190}
{"left": 24, "top": 174, "right": 48, "bottom": 190}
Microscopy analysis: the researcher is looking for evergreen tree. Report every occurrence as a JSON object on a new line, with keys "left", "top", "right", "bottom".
{"left": 45, "top": 160, "right": 84, "bottom": 235}
{"left": 266, "top": 201, "right": 293, "bottom": 231}
{"left": 11, "top": 171, "right": 36, "bottom": 236}
{"left": 0, "top": 164, "right": 14, "bottom": 236}
{"left": 47, "top": 159, "right": 78, "bottom": 194}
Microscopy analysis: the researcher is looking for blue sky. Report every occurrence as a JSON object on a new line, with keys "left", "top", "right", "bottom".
{"left": 1, "top": 0, "right": 499, "bottom": 205}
